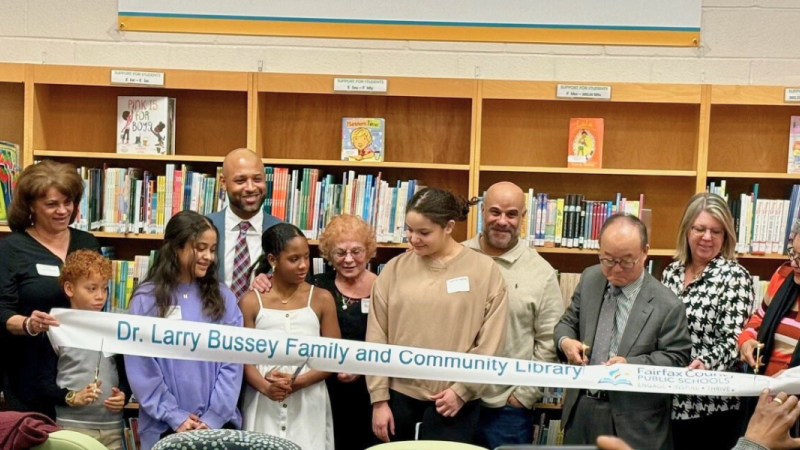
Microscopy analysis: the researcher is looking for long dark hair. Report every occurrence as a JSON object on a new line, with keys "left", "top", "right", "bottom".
{"left": 135, "top": 211, "right": 225, "bottom": 320}
{"left": 251, "top": 223, "right": 306, "bottom": 277}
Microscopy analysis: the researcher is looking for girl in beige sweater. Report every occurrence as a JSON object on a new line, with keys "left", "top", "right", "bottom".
{"left": 367, "top": 187, "right": 509, "bottom": 444}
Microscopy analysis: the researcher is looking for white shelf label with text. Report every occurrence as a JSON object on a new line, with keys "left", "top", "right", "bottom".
{"left": 786, "top": 88, "right": 800, "bottom": 103}
{"left": 334, "top": 78, "right": 388, "bottom": 93}
{"left": 557, "top": 84, "right": 612, "bottom": 101}
{"left": 111, "top": 70, "right": 165, "bottom": 86}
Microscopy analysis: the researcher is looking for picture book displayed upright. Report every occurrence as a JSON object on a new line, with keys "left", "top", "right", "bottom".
{"left": 567, "top": 118, "right": 604, "bottom": 169}
{"left": 117, "top": 96, "right": 176, "bottom": 155}
{"left": 341, "top": 118, "right": 385, "bottom": 162}
{"left": 0, "top": 141, "right": 19, "bottom": 225}
{"left": 788, "top": 116, "right": 800, "bottom": 174}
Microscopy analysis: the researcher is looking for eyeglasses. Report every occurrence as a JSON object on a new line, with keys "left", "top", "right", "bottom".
{"left": 332, "top": 247, "right": 366, "bottom": 260}
{"left": 599, "top": 256, "right": 640, "bottom": 269}
{"left": 690, "top": 226, "right": 724, "bottom": 239}
{"left": 789, "top": 247, "right": 800, "bottom": 265}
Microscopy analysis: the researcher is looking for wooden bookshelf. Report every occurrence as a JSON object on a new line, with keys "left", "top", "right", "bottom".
{"left": 480, "top": 166, "right": 696, "bottom": 177}
{"left": 31, "top": 65, "right": 249, "bottom": 161}
{"left": 255, "top": 73, "right": 474, "bottom": 242}
{"left": 0, "top": 63, "right": 25, "bottom": 167}
{"left": 537, "top": 247, "right": 674, "bottom": 257}
{"left": 1, "top": 64, "right": 795, "bottom": 277}
{"left": 533, "top": 403, "right": 563, "bottom": 410}
{"left": 708, "top": 171, "right": 800, "bottom": 180}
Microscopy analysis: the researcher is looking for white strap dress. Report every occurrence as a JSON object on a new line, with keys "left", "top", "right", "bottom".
{"left": 242, "top": 286, "right": 335, "bottom": 449}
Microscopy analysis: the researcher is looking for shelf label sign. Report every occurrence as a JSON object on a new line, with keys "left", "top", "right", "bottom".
{"left": 786, "top": 88, "right": 800, "bottom": 103}
{"left": 557, "top": 84, "right": 612, "bottom": 100}
{"left": 333, "top": 78, "right": 388, "bottom": 93}
{"left": 111, "top": 70, "right": 165, "bottom": 87}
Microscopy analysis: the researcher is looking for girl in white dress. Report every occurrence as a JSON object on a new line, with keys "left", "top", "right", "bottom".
{"left": 239, "top": 223, "right": 340, "bottom": 449}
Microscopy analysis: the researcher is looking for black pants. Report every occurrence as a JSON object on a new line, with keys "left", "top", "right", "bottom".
{"left": 673, "top": 409, "right": 742, "bottom": 450}
{"left": 389, "top": 390, "right": 480, "bottom": 444}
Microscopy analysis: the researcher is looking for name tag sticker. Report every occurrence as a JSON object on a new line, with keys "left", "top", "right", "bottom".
{"left": 446, "top": 276, "right": 470, "bottom": 294}
{"left": 361, "top": 298, "right": 370, "bottom": 314}
{"left": 165, "top": 306, "right": 182, "bottom": 320}
{"left": 36, "top": 264, "right": 60, "bottom": 277}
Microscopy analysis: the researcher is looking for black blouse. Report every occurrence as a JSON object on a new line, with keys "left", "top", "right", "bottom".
{"left": 0, "top": 229, "right": 100, "bottom": 415}
{"left": 313, "top": 271, "right": 377, "bottom": 450}
{"left": 313, "top": 271, "right": 369, "bottom": 342}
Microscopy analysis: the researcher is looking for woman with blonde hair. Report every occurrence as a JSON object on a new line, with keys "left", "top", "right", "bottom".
{"left": 0, "top": 160, "right": 100, "bottom": 417}
{"left": 315, "top": 214, "right": 379, "bottom": 450}
{"left": 661, "top": 192, "right": 754, "bottom": 450}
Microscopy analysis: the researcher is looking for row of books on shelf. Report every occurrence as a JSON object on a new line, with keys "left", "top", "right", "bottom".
{"left": 534, "top": 414, "right": 563, "bottom": 446}
{"left": 539, "top": 387, "right": 565, "bottom": 406}
{"left": 476, "top": 191, "right": 648, "bottom": 251}
{"left": 0, "top": 141, "right": 19, "bottom": 225}
{"left": 262, "top": 168, "right": 422, "bottom": 243}
{"left": 101, "top": 247, "right": 155, "bottom": 313}
{"left": 69, "top": 163, "right": 423, "bottom": 244}
{"left": 102, "top": 251, "right": 387, "bottom": 313}
{"left": 123, "top": 417, "right": 140, "bottom": 450}
{"left": 708, "top": 181, "right": 800, "bottom": 255}
{"left": 72, "top": 165, "right": 226, "bottom": 234}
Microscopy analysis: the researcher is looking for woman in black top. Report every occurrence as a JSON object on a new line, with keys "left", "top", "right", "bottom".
{"left": 0, "top": 160, "right": 100, "bottom": 418}
{"left": 314, "top": 214, "right": 378, "bottom": 450}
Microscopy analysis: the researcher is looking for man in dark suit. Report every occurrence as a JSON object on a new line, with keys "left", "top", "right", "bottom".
{"left": 207, "top": 148, "right": 280, "bottom": 298}
{"left": 554, "top": 214, "right": 691, "bottom": 450}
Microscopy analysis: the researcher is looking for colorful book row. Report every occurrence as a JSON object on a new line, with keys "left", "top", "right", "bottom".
{"left": 74, "top": 165, "right": 225, "bottom": 234}
{"left": 710, "top": 181, "right": 800, "bottom": 255}
{"left": 476, "top": 191, "right": 646, "bottom": 250}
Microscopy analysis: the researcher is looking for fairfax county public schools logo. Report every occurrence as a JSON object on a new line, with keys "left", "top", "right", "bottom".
{"left": 599, "top": 367, "right": 633, "bottom": 386}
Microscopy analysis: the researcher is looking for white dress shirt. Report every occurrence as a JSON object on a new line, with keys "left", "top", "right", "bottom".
{"left": 223, "top": 207, "right": 264, "bottom": 288}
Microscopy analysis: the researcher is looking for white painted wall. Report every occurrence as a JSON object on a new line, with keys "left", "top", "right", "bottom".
{"left": 0, "top": 0, "right": 799, "bottom": 84}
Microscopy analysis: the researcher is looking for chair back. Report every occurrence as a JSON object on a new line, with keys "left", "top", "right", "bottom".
{"left": 32, "top": 430, "right": 110, "bottom": 450}
{"left": 153, "top": 429, "right": 302, "bottom": 450}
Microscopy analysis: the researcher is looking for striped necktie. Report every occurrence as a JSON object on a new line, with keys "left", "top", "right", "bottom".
{"left": 590, "top": 286, "right": 622, "bottom": 365}
{"left": 231, "top": 221, "right": 251, "bottom": 299}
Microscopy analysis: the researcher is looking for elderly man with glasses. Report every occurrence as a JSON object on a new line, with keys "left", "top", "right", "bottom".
{"left": 554, "top": 213, "right": 692, "bottom": 450}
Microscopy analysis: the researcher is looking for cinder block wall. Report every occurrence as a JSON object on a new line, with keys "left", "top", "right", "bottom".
{"left": 1, "top": 0, "right": 799, "bottom": 84}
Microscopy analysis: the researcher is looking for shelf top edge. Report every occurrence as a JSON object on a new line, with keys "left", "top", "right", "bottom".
{"left": 35, "top": 151, "right": 470, "bottom": 170}
{"left": 480, "top": 166, "right": 697, "bottom": 177}
{"left": 481, "top": 80, "right": 702, "bottom": 104}
{"left": 0, "top": 63, "right": 26, "bottom": 83}
{"left": 257, "top": 73, "right": 476, "bottom": 98}
{"left": 32, "top": 65, "right": 249, "bottom": 91}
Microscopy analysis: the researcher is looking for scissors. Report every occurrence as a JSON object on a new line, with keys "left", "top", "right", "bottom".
{"left": 91, "top": 339, "right": 104, "bottom": 398}
{"left": 754, "top": 342, "right": 765, "bottom": 375}
{"left": 290, "top": 358, "right": 310, "bottom": 384}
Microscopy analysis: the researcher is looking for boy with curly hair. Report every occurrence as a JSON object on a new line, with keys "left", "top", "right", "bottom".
{"left": 53, "top": 249, "right": 130, "bottom": 450}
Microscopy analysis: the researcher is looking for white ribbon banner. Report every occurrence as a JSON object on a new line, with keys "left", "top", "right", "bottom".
{"left": 47, "top": 309, "right": 800, "bottom": 397}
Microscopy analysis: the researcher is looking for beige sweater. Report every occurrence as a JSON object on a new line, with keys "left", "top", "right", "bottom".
{"left": 464, "top": 235, "right": 564, "bottom": 408}
{"left": 366, "top": 245, "right": 508, "bottom": 404}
